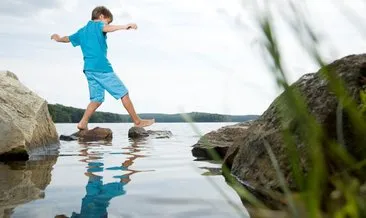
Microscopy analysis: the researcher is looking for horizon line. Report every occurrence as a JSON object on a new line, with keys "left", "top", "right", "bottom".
{"left": 49, "top": 103, "right": 259, "bottom": 117}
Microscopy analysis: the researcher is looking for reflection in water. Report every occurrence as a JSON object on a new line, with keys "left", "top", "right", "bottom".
{"left": 0, "top": 156, "right": 58, "bottom": 218}
{"left": 60, "top": 140, "right": 149, "bottom": 218}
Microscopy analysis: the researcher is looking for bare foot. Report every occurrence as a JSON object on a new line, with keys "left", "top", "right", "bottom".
{"left": 134, "top": 119, "right": 155, "bottom": 128}
{"left": 77, "top": 122, "right": 88, "bottom": 131}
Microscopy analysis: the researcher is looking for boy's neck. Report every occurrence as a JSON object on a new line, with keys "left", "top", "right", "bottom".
{"left": 92, "top": 19, "right": 108, "bottom": 24}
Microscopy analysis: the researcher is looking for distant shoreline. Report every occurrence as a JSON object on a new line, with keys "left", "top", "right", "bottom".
{"left": 48, "top": 104, "right": 259, "bottom": 123}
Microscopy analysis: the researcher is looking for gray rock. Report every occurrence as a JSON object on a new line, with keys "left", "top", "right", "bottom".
{"left": 224, "top": 54, "right": 366, "bottom": 209}
{"left": 128, "top": 127, "right": 149, "bottom": 139}
{"left": 128, "top": 127, "right": 172, "bottom": 139}
{"left": 192, "top": 122, "right": 251, "bottom": 160}
{"left": 0, "top": 71, "right": 59, "bottom": 159}
{"left": 59, "top": 127, "right": 112, "bottom": 142}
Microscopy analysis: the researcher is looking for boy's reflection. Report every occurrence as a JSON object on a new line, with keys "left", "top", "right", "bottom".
{"left": 63, "top": 141, "right": 148, "bottom": 218}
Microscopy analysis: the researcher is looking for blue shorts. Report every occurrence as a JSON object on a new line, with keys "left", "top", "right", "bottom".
{"left": 84, "top": 71, "right": 128, "bottom": 103}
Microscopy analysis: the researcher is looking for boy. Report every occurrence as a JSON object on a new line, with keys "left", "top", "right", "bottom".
{"left": 51, "top": 6, "right": 155, "bottom": 130}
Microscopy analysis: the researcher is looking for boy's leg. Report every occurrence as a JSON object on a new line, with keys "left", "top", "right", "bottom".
{"left": 121, "top": 94, "right": 155, "bottom": 128}
{"left": 77, "top": 102, "right": 102, "bottom": 130}
{"left": 93, "top": 71, "right": 154, "bottom": 128}
{"left": 79, "top": 71, "right": 105, "bottom": 130}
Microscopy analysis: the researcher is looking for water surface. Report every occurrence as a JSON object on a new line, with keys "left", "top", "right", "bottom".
{"left": 1, "top": 123, "right": 249, "bottom": 218}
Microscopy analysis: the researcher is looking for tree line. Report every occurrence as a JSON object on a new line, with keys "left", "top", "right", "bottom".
{"left": 48, "top": 104, "right": 258, "bottom": 123}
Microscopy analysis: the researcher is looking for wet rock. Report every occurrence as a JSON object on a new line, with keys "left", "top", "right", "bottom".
{"left": 128, "top": 127, "right": 149, "bottom": 139}
{"left": 192, "top": 122, "right": 251, "bottom": 160}
{"left": 59, "top": 134, "right": 78, "bottom": 141}
{"left": 128, "top": 127, "right": 172, "bottom": 139}
{"left": 0, "top": 71, "right": 59, "bottom": 159}
{"left": 223, "top": 54, "right": 366, "bottom": 209}
{"left": 59, "top": 127, "right": 112, "bottom": 142}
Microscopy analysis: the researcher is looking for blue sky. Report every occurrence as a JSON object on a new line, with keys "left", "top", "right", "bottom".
{"left": 1, "top": 0, "right": 366, "bottom": 115}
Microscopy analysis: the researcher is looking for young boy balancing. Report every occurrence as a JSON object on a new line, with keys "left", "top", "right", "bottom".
{"left": 51, "top": 6, "right": 155, "bottom": 130}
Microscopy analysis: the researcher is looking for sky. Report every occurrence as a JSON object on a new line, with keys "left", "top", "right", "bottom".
{"left": 1, "top": 0, "right": 366, "bottom": 115}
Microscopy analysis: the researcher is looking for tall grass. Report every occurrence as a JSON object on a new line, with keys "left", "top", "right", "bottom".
{"left": 249, "top": 1, "right": 366, "bottom": 217}
{"left": 186, "top": 1, "right": 366, "bottom": 217}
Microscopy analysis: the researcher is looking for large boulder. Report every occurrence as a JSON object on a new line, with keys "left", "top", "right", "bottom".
{"left": 224, "top": 54, "right": 366, "bottom": 209}
{"left": 59, "top": 127, "right": 113, "bottom": 142}
{"left": 191, "top": 122, "right": 251, "bottom": 160}
{"left": 0, "top": 71, "right": 59, "bottom": 159}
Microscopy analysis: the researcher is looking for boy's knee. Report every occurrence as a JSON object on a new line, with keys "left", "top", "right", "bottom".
{"left": 90, "top": 97, "right": 104, "bottom": 104}
{"left": 120, "top": 93, "right": 129, "bottom": 100}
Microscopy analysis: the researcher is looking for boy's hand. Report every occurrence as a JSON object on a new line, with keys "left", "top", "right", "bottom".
{"left": 50, "top": 34, "right": 70, "bottom": 43}
{"left": 126, "top": 23, "right": 138, "bottom": 30}
{"left": 51, "top": 34, "right": 60, "bottom": 41}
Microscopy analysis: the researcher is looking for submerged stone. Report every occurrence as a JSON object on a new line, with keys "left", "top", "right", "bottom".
{"left": 128, "top": 127, "right": 172, "bottom": 139}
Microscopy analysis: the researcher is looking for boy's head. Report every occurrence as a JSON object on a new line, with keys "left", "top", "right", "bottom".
{"left": 91, "top": 6, "right": 113, "bottom": 24}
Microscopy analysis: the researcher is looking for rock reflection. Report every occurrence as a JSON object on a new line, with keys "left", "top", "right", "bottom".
{"left": 59, "top": 140, "right": 150, "bottom": 218}
{"left": 0, "top": 155, "right": 58, "bottom": 218}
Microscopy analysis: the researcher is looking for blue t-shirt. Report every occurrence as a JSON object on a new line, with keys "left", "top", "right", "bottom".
{"left": 69, "top": 20, "right": 114, "bottom": 72}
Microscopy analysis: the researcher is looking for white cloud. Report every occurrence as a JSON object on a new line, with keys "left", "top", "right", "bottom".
{"left": 0, "top": 0, "right": 60, "bottom": 16}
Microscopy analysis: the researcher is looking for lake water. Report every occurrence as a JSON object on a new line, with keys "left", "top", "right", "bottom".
{"left": 1, "top": 123, "right": 249, "bottom": 218}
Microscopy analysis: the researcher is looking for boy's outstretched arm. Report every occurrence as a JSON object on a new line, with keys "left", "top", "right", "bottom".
{"left": 103, "top": 23, "right": 138, "bottom": 33}
{"left": 51, "top": 34, "right": 70, "bottom": 43}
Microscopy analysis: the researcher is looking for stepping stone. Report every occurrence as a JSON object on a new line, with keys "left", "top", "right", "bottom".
{"left": 59, "top": 127, "right": 113, "bottom": 142}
